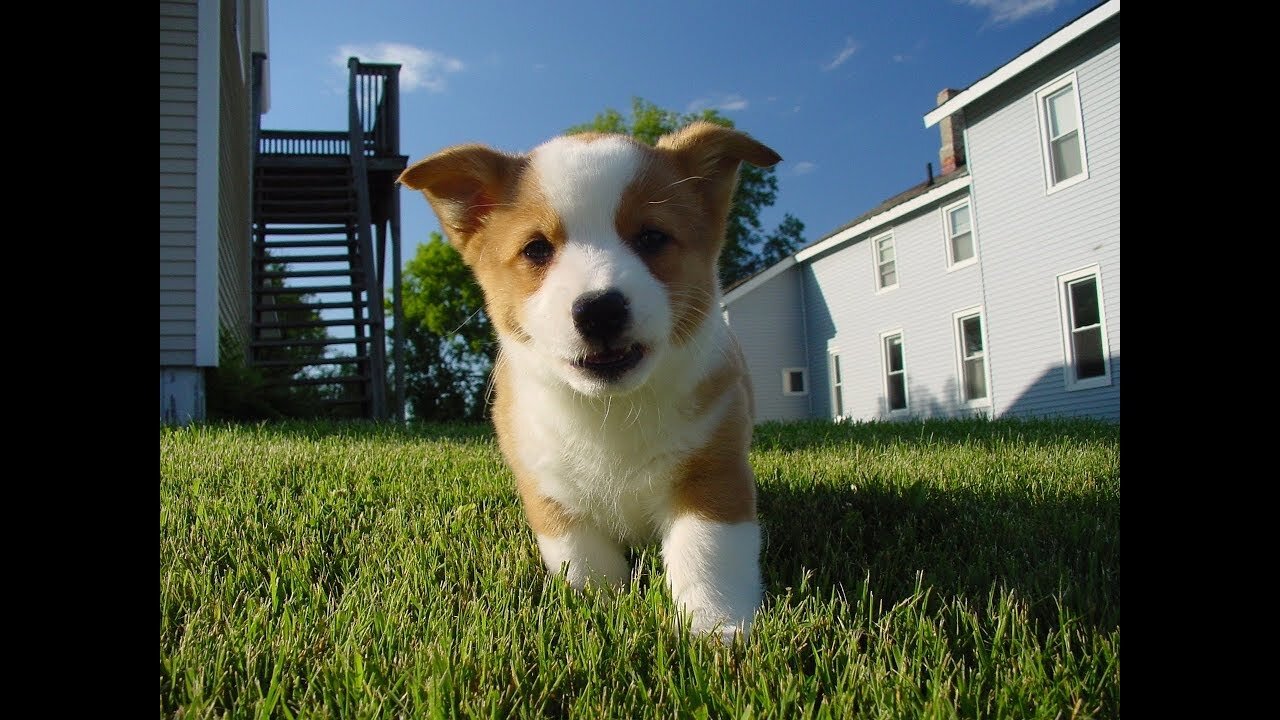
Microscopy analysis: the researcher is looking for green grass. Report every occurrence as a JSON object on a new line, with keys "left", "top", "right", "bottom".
{"left": 160, "top": 417, "right": 1120, "bottom": 719}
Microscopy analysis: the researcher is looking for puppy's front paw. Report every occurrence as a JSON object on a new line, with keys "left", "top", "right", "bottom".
{"left": 536, "top": 524, "right": 630, "bottom": 590}
{"left": 689, "top": 612, "right": 753, "bottom": 644}
{"left": 663, "top": 516, "right": 762, "bottom": 643}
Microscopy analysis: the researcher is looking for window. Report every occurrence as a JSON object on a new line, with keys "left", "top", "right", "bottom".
{"left": 874, "top": 232, "right": 898, "bottom": 291}
{"left": 1057, "top": 266, "right": 1112, "bottom": 391}
{"left": 1036, "top": 72, "right": 1089, "bottom": 192}
{"left": 782, "top": 367, "right": 808, "bottom": 396}
{"left": 881, "top": 331, "right": 908, "bottom": 413}
{"left": 830, "top": 353, "right": 844, "bottom": 418}
{"left": 943, "top": 199, "right": 976, "bottom": 269}
{"left": 953, "top": 309, "right": 989, "bottom": 404}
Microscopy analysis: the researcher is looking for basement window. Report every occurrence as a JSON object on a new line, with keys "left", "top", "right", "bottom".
{"left": 782, "top": 367, "right": 808, "bottom": 396}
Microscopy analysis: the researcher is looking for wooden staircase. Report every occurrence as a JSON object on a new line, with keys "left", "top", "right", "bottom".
{"left": 248, "top": 56, "right": 407, "bottom": 420}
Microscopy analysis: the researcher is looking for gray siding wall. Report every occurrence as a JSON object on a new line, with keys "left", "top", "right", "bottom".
{"left": 724, "top": 266, "right": 810, "bottom": 423}
{"left": 964, "top": 17, "right": 1120, "bottom": 421}
{"left": 160, "top": 0, "right": 198, "bottom": 366}
{"left": 803, "top": 186, "right": 986, "bottom": 422}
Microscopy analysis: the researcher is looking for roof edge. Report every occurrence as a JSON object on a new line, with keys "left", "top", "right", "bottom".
{"left": 923, "top": 0, "right": 1119, "bottom": 128}
{"left": 795, "top": 174, "right": 971, "bottom": 263}
{"left": 722, "top": 256, "right": 798, "bottom": 306}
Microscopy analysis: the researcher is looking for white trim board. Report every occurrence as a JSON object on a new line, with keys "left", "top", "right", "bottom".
{"left": 923, "top": 0, "right": 1119, "bottom": 128}
{"left": 796, "top": 175, "right": 971, "bottom": 263}
{"left": 722, "top": 256, "right": 796, "bottom": 306}
{"left": 195, "top": 0, "right": 221, "bottom": 367}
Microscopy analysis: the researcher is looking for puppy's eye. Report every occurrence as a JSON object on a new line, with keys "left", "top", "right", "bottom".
{"left": 523, "top": 235, "right": 554, "bottom": 265}
{"left": 634, "top": 227, "right": 670, "bottom": 255}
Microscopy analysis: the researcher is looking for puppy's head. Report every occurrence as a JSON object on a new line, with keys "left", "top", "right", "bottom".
{"left": 399, "top": 122, "right": 780, "bottom": 397}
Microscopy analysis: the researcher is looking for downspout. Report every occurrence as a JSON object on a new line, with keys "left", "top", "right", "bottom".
{"left": 797, "top": 258, "right": 812, "bottom": 418}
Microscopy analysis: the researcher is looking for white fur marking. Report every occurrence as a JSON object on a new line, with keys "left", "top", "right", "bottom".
{"left": 536, "top": 526, "right": 630, "bottom": 589}
{"left": 522, "top": 137, "right": 672, "bottom": 396}
{"left": 663, "top": 515, "right": 762, "bottom": 642}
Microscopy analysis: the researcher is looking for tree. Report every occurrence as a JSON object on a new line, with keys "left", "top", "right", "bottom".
{"left": 567, "top": 97, "right": 806, "bottom": 288}
{"left": 393, "top": 232, "right": 493, "bottom": 421}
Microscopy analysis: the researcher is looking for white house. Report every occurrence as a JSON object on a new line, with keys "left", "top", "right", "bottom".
{"left": 160, "top": 0, "right": 270, "bottom": 424}
{"left": 724, "top": 0, "right": 1119, "bottom": 423}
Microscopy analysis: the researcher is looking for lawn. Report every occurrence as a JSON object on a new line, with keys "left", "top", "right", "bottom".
{"left": 160, "top": 418, "right": 1120, "bottom": 718}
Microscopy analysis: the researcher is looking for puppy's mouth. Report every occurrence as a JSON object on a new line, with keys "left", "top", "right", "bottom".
{"left": 572, "top": 344, "right": 646, "bottom": 381}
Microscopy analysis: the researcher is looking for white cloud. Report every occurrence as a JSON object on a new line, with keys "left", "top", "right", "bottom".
{"left": 893, "top": 53, "right": 910, "bottom": 63}
{"left": 959, "top": 0, "right": 1062, "bottom": 24}
{"left": 822, "top": 38, "right": 859, "bottom": 71}
{"left": 686, "top": 93, "right": 750, "bottom": 113}
{"left": 792, "top": 161, "right": 816, "bottom": 176}
{"left": 333, "top": 43, "right": 464, "bottom": 92}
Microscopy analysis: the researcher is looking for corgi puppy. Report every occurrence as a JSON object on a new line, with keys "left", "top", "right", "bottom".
{"left": 399, "top": 122, "right": 781, "bottom": 641}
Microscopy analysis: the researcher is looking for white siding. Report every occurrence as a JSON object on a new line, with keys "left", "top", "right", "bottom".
{"left": 160, "top": 0, "right": 198, "bottom": 367}
{"left": 724, "top": 266, "right": 809, "bottom": 423}
{"left": 964, "top": 17, "right": 1120, "bottom": 420}
{"left": 803, "top": 186, "right": 986, "bottom": 421}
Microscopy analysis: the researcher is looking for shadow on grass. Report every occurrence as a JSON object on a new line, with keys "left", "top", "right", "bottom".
{"left": 758, "top": 477, "right": 1120, "bottom": 633}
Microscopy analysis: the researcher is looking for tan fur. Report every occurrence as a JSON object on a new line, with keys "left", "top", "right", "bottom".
{"left": 671, "top": 339, "right": 757, "bottom": 522}
{"left": 490, "top": 357, "right": 572, "bottom": 536}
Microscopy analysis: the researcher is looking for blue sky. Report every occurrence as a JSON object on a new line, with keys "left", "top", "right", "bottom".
{"left": 263, "top": 0, "right": 1089, "bottom": 272}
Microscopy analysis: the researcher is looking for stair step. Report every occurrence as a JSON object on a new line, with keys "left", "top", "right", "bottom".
{"left": 262, "top": 374, "right": 368, "bottom": 387}
{"left": 254, "top": 284, "right": 362, "bottom": 295}
{"left": 256, "top": 212, "right": 357, "bottom": 222}
{"left": 257, "top": 269, "right": 363, "bottom": 279}
{"left": 253, "top": 301, "right": 366, "bottom": 312}
{"left": 254, "top": 318, "right": 372, "bottom": 329}
{"left": 257, "top": 226, "right": 352, "bottom": 236}
{"left": 255, "top": 170, "right": 353, "bottom": 178}
{"left": 256, "top": 181, "right": 353, "bottom": 189}
{"left": 249, "top": 355, "right": 370, "bottom": 368}
{"left": 258, "top": 240, "right": 353, "bottom": 250}
{"left": 253, "top": 254, "right": 353, "bottom": 264}
{"left": 258, "top": 197, "right": 355, "bottom": 207}
{"left": 250, "top": 336, "right": 373, "bottom": 349}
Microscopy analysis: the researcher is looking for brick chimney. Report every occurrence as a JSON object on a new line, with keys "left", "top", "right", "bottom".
{"left": 936, "top": 88, "right": 966, "bottom": 173}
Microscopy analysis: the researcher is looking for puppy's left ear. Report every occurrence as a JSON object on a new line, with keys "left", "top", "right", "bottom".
{"left": 656, "top": 121, "right": 782, "bottom": 218}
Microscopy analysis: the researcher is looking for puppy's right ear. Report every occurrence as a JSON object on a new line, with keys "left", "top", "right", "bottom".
{"left": 398, "top": 145, "right": 524, "bottom": 253}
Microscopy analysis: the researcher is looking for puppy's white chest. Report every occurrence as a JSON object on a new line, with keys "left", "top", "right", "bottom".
{"left": 516, "top": 398, "right": 691, "bottom": 541}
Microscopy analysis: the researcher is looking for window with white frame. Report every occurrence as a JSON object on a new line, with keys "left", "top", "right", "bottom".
{"left": 829, "top": 353, "right": 844, "bottom": 418}
{"left": 953, "top": 309, "right": 989, "bottom": 403}
{"left": 881, "top": 331, "right": 908, "bottom": 412}
{"left": 1057, "top": 266, "right": 1111, "bottom": 390}
{"left": 782, "top": 367, "right": 808, "bottom": 396}
{"left": 874, "top": 233, "right": 897, "bottom": 290}
{"left": 943, "top": 199, "right": 976, "bottom": 268}
{"left": 1036, "top": 72, "right": 1089, "bottom": 191}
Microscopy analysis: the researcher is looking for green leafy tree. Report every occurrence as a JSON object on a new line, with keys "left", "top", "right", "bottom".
{"left": 393, "top": 232, "right": 493, "bottom": 421}
{"left": 568, "top": 97, "right": 806, "bottom": 287}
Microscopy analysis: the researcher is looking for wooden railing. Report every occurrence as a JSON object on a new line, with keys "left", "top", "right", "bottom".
{"left": 256, "top": 59, "right": 401, "bottom": 159}
{"left": 258, "top": 130, "right": 349, "bottom": 156}
{"left": 352, "top": 60, "right": 400, "bottom": 157}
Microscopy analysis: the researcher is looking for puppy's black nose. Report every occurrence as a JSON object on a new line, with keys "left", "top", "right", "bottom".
{"left": 572, "top": 289, "right": 630, "bottom": 343}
